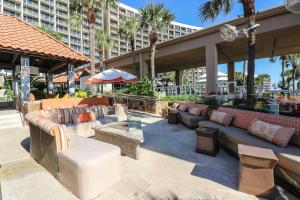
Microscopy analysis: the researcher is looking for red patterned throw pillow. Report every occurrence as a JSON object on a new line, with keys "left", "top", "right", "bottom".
{"left": 248, "top": 119, "right": 295, "bottom": 147}
{"left": 210, "top": 110, "right": 233, "bottom": 127}
{"left": 72, "top": 112, "right": 96, "bottom": 124}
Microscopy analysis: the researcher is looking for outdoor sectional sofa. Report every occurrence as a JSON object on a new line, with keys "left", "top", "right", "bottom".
{"left": 25, "top": 105, "right": 121, "bottom": 200}
{"left": 198, "top": 107, "right": 300, "bottom": 193}
{"left": 168, "top": 102, "right": 209, "bottom": 128}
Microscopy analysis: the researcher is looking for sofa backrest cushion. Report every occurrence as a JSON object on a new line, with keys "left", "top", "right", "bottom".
{"left": 218, "top": 107, "right": 300, "bottom": 147}
{"left": 210, "top": 110, "right": 233, "bottom": 127}
{"left": 248, "top": 119, "right": 295, "bottom": 147}
{"left": 41, "top": 97, "right": 110, "bottom": 109}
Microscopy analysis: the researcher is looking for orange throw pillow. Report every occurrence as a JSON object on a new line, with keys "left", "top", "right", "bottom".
{"left": 72, "top": 112, "right": 96, "bottom": 124}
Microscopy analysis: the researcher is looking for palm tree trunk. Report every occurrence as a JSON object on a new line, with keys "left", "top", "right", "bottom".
{"left": 103, "top": 6, "right": 111, "bottom": 60}
{"left": 293, "top": 66, "right": 296, "bottom": 91}
{"left": 246, "top": 15, "right": 256, "bottom": 104}
{"left": 281, "top": 58, "right": 285, "bottom": 90}
{"left": 242, "top": 60, "right": 247, "bottom": 86}
{"left": 150, "top": 41, "right": 156, "bottom": 81}
{"left": 130, "top": 39, "right": 138, "bottom": 77}
{"left": 88, "top": 24, "right": 96, "bottom": 76}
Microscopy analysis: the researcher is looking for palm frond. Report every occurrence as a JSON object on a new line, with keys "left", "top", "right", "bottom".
{"left": 95, "top": 28, "right": 114, "bottom": 49}
{"left": 199, "top": 0, "right": 233, "bottom": 22}
{"left": 119, "top": 16, "right": 140, "bottom": 41}
{"left": 139, "top": 3, "right": 175, "bottom": 31}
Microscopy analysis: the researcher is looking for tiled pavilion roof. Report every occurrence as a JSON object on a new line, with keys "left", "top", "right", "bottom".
{"left": 0, "top": 14, "right": 90, "bottom": 64}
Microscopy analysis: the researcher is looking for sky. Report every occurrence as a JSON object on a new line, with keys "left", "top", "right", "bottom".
{"left": 120, "top": 0, "right": 286, "bottom": 87}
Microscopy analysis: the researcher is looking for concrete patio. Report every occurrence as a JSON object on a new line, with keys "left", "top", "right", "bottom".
{"left": 0, "top": 110, "right": 298, "bottom": 200}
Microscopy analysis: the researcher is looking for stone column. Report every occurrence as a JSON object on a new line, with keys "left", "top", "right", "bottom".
{"left": 205, "top": 44, "right": 218, "bottom": 94}
{"left": 20, "top": 55, "right": 30, "bottom": 103}
{"left": 68, "top": 64, "right": 75, "bottom": 96}
{"left": 227, "top": 62, "right": 235, "bottom": 93}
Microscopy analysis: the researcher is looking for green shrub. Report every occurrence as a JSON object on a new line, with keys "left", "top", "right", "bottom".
{"left": 161, "top": 95, "right": 197, "bottom": 103}
{"left": 74, "top": 89, "right": 91, "bottom": 98}
{"left": 123, "top": 78, "right": 154, "bottom": 96}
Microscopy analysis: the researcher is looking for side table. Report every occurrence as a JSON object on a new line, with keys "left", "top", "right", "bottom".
{"left": 238, "top": 144, "right": 278, "bottom": 200}
{"left": 195, "top": 127, "right": 219, "bottom": 156}
{"left": 168, "top": 109, "right": 179, "bottom": 124}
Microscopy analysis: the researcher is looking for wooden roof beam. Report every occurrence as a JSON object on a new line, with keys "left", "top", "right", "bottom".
{"left": 48, "top": 62, "right": 67, "bottom": 72}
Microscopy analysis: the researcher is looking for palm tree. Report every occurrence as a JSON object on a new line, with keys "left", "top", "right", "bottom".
{"left": 234, "top": 72, "right": 245, "bottom": 86}
{"left": 286, "top": 54, "right": 300, "bottom": 90}
{"left": 140, "top": 3, "right": 175, "bottom": 82}
{"left": 95, "top": 28, "right": 114, "bottom": 72}
{"left": 39, "top": 26, "right": 62, "bottom": 41}
{"left": 199, "top": 0, "right": 256, "bottom": 104}
{"left": 119, "top": 16, "right": 140, "bottom": 76}
{"left": 255, "top": 74, "right": 270, "bottom": 86}
{"left": 103, "top": 0, "right": 117, "bottom": 60}
{"left": 69, "top": 0, "right": 117, "bottom": 78}
{"left": 270, "top": 56, "right": 287, "bottom": 90}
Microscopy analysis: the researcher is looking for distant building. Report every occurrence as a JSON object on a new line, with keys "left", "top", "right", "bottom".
{"left": 0, "top": 1, "right": 201, "bottom": 60}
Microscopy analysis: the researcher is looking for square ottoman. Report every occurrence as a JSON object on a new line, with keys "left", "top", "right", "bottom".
{"left": 58, "top": 135, "right": 121, "bottom": 200}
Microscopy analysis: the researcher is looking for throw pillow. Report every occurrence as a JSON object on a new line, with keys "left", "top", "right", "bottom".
{"left": 210, "top": 111, "right": 233, "bottom": 127}
{"left": 178, "top": 104, "right": 189, "bottom": 112}
{"left": 72, "top": 112, "right": 96, "bottom": 124}
{"left": 248, "top": 119, "right": 295, "bottom": 147}
{"left": 189, "top": 107, "right": 202, "bottom": 116}
{"left": 172, "top": 103, "right": 180, "bottom": 109}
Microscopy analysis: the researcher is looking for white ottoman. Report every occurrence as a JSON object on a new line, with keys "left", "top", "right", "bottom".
{"left": 58, "top": 135, "right": 121, "bottom": 200}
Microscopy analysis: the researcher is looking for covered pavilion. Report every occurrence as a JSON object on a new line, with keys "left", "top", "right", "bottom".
{"left": 0, "top": 13, "right": 90, "bottom": 103}
{"left": 103, "top": 6, "right": 300, "bottom": 94}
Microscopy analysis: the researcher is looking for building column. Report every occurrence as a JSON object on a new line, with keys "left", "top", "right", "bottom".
{"left": 205, "top": 43, "right": 218, "bottom": 94}
{"left": 227, "top": 62, "right": 235, "bottom": 93}
{"left": 175, "top": 70, "right": 182, "bottom": 86}
{"left": 20, "top": 55, "right": 30, "bottom": 103}
{"left": 68, "top": 64, "right": 75, "bottom": 96}
{"left": 47, "top": 72, "right": 54, "bottom": 95}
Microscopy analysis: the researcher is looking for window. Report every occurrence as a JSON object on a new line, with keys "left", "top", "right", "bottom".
{"left": 23, "top": 15, "right": 38, "bottom": 25}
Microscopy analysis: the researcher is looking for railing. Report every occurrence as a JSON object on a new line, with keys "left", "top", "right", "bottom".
{"left": 106, "top": 94, "right": 159, "bottom": 114}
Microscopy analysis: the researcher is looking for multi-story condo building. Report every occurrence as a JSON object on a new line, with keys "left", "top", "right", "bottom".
{"left": 0, "top": 1, "right": 201, "bottom": 60}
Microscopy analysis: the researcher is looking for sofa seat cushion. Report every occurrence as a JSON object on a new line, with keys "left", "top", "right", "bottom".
{"left": 179, "top": 111, "right": 206, "bottom": 128}
{"left": 58, "top": 135, "right": 121, "bottom": 200}
{"left": 199, "top": 121, "right": 300, "bottom": 176}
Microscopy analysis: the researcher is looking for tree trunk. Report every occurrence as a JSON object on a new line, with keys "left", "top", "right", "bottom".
{"left": 246, "top": 15, "right": 256, "bottom": 104}
{"left": 103, "top": 6, "right": 111, "bottom": 60}
{"left": 281, "top": 58, "right": 285, "bottom": 90}
{"left": 242, "top": 60, "right": 247, "bottom": 86}
{"left": 130, "top": 38, "right": 138, "bottom": 77}
{"left": 150, "top": 42, "right": 156, "bottom": 81}
{"left": 293, "top": 66, "right": 296, "bottom": 91}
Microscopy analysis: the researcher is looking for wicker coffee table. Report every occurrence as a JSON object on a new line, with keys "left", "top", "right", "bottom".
{"left": 93, "top": 121, "right": 144, "bottom": 160}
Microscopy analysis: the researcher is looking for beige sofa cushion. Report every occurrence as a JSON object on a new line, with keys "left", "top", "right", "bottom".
{"left": 58, "top": 135, "right": 121, "bottom": 200}
{"left": 198, "top": 121, "right": 300, "bottom": 176}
